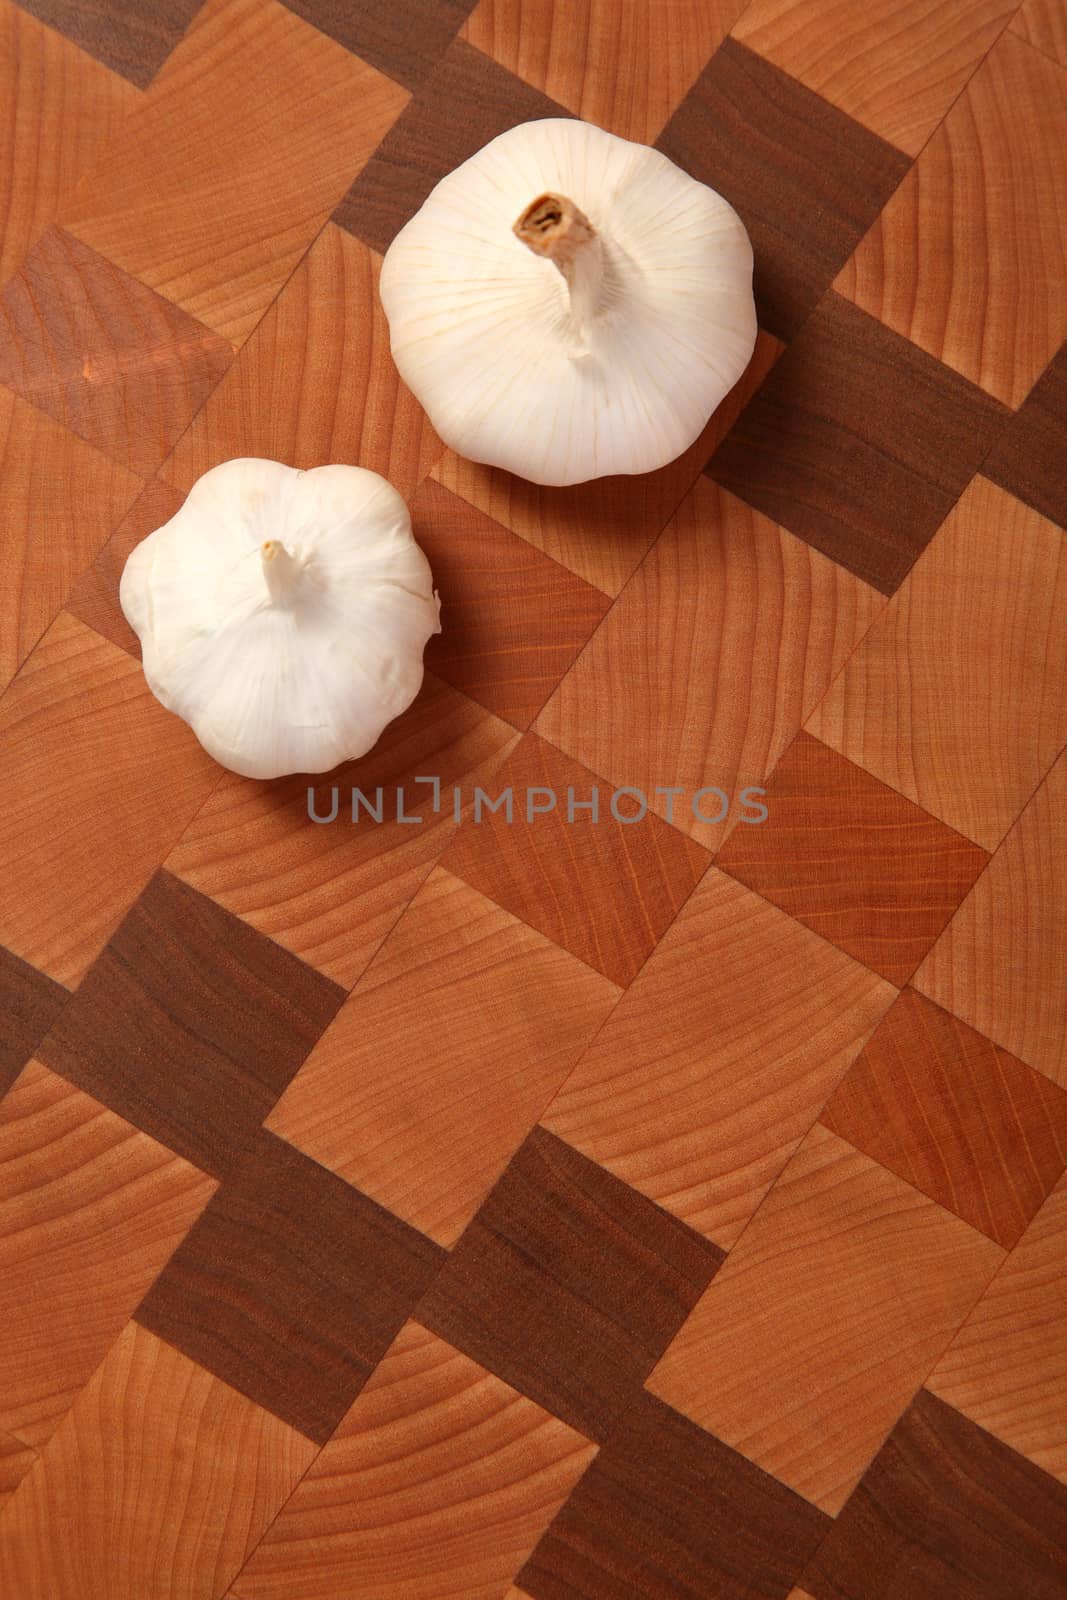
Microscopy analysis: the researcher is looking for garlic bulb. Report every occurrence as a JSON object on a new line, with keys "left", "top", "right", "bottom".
{"left": 120, "top": 459, "right": 441, "bottom": 780}
{"left": 380, "top": 117, "right": 756, "bottom": 487}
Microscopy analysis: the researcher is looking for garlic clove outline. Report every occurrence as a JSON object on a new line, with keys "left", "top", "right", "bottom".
{"left": 379, "top": 117, "right": 757, "bottom": 487}
{"left": 120, "top": 459, "right": 442, "bottom": 781}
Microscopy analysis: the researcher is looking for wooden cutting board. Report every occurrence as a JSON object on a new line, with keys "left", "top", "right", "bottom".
{"left": 0, "top": 1, "right": 1065, "bottom": 1596}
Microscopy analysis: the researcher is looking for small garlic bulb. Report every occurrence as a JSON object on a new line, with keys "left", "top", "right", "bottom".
{"left": 120, "top": 459, "right": 441, "bottom": 780}
{"left": 380, "top": 117, "right": 757, "bottom": 487}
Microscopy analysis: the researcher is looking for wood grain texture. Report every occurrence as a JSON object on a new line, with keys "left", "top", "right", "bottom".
{"left": 837, "top": 29, "right": 1067, "bottom": 408}
{"left": 0, "top": 227, "right": 232, "bottom": 477}
{"left": 542, "top": 868, "right": 896, "bottom": 1248}
{"left": 809, "top": 476, "right": 1067, "bottom": 851}
{"left": 1011, "top": 0, "right": 1067, "bottom": 65}
{"left": 0, "top": 1057, "right": 216, "bottom": 1447}
{"left": 825, "top": 992, "right": 1067, "bottom": 1254}
{"left": 648, "top": 1123, "right": 1004, "bottom": 1514}
{"left": 657, "top": 38, "right": 910, "bottom": 340}
{"left": 0, "top": 1430, "right": 36, "bottom": 1513}
{"left": 536, "top": 476, "right": 886, "bottom": 852}
{"left": 462, "top": 0, "right": 746, "bottom": 142}
{"left": 0, "top": 1321, "right": 317, "bottom": 1600}
{"left": 335, "top": 37, "right": 569, "bottom": 255}
{"left": 733, "top": 0, "right": 1015, "bottom": 157}
{"left": 442, "top": 732, "right": 711, "bottom": 986}
{"left": 0, "top": 945, "right": 66, "bottom": 1098}
{"left": 518, "top": 1389, "right": 830, "bottom": 1600}
{"left": 928, "top": 1170, "right": 1067, "bottom": 1485}
{"left": 63, "top": 0, "right": 409, "bottom": 344}
{"left": 14, "top": 0, "right": 204, "bottom": 87}
{"left": 165, "top": 224, "right": 442, "bottom": 504}
{"left": 136, "top": 1128, "right": 444, "bottom": 1444}
{"left": 418, "top": 1126, "right": 724, "bottom": 1442}
{"left": 914, "top": 751, "right": 1067, "bottom": 1087}
{"left": 983, "top": 341, "right": 1067, "bottom": 528}
{"left": 166, "top": 675, "right": 517, "bottom": 990}
{"left": 0, "top": 387, "right": 141, "bottom": 693}
{"left": 2, "top": 1, "right": 1066, "bottom": 1584}
{"left": 414, "top": 477, "right": 611, "bottom": 729}
{"left": 0, "top": 1, "right": 138, "bottom": 289}
{"left": 65, "top": 477, "right": 185, "bottom": 657}
{"left": 0, "top": 612, "right": 220, "bottom": 988}
{"left": 805, "top": 1388, "right": 1067, "bottom": 1600}
{"left": 268, "top": 868, "right": 620, "bottom": 1248}
{"left": 822, "top": 988, "right": 1067, "bottom": 1249}
{"left": 228, "top": 1320, "right": 596, "bottom": 1600}
{"left": 431, "top": 329, "right": 784, "bottom": 597}
{"left": 39, "top": 869, "right": 345, "bottom": 1180}
{"left": 717, "top": 731, "right": 989, "bottom": 985}
{"left": 282, "top": 0, "right": 477, "bottom": 89}
{"left": 707, "top": 292, "right": 1009, "bottom": 595}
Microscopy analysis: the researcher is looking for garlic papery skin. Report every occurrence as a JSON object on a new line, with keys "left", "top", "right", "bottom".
{"left": 379, "top": 118, "right": 757, "bottom": 487}
{"left": 119, "top": 459, "right": 442, "bottom": 781}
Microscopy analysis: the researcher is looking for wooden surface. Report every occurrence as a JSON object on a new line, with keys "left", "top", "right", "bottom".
{"left": 0, "top": 1, "right": 1065, "bottom": 1597}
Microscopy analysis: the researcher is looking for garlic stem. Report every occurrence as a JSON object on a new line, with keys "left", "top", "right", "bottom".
{"left": 514, "top": 192, "right": 603, "bottom": 331}
{"left": 261, "top": 540, "right": 303, "bottom": 606}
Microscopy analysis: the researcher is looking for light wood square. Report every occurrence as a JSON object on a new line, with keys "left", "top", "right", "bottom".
{"left": 542, "top": 868, "right": 896, "bottom": 1247}
{"left": 647, "top": 1123, "right": 1003, "bottom": 1513}
{"left": 268, "top": 867, "right": 621, "bottom": 1246}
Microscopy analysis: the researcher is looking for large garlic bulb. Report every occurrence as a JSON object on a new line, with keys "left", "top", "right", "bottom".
{"left": 120, "top": 459, "right": 441, "bottom": 780}
{"left": 380, "top": 117, "right": 757, "bottom": 487}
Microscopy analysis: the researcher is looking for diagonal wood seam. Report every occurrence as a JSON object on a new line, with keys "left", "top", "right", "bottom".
{"left": 0, "top": 14, "right": 421, "bottom": 714}
{"left": 7, "top": 749, "right": 1051, "bottom": 1572}
{"left": 789, "top": 1154, "right": 1067, "bottom": 1591}
{"left": 0, "top": 0, "right": 1042, "bottom": 739}
{"left": 538, "top": 735, "right": 1067, "bottom": 1276}
{"left": 1011, "top": 20, "right": 1067, "bottom": 71}
{"left": 0, "top": 0, "right": 1046, "bottom": 822}
{"left": 26, "top": 430, "right": 1052, "bottom": 1300}
{"left": 734, "top": 0, "right": 1044, "bottom": 291}
{"left": 0, "top": 23, "right": 1059, "bottom": 1597}
{"left": 495, "top": 781, "right": 1067, "bottom": 1535}
{"left": 0, "top": 0, "right": 1050, "bottom": 1191}
{"left": 277, "top": 924, "right": 1054, "bottom": 1584}
{"left": 3, "top": 1033, "right": 1054, "bottom": 1600}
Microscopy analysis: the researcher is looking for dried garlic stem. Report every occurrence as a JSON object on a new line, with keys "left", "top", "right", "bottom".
{"left": 514, "top": 193, "right": 596, "bottom": 264}
{"left": 514, "top": 192, "right": 603, "bottom": 331}
{"left": 261, "top": 540, "right": 303, "bottom": 605}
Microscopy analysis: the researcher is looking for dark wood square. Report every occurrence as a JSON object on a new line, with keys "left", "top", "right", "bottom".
{"left": 806, "top": 1388, "right": 1067, "bottom": 1600}
{"left": 519, "top": 1389, "right": 831, "bottom": 1600}
{"left": 0, "top": 943, "right": 68, "bottom": 1097}
{"left": 0, "top": 227, "right": 232, "bottom": 478}
{"left": 983, "top": 342, "right": 1067, "bottom": 530}
{"left": 13, "top": 0, "right": 203, "bottom": 92}
{"left": 38, "top": 870, "right": 345, "bottom": 1179}
{"left": 281, "top": 0, "right": 477, "bottom": 91}
{"left": 333, "top": 37, "right": 571, "bottom": 255}
{"left": 417, "top": 1126, "right": 723, "bottom": 1442}
{"left": 656, "top": 37, "right": 910, "bottom": 341}
{"left": 707, "top": 292, "right": 1010, "bottom": 594}
{"left": 136, "top": 1128, "right": 445, "bottom": 1444}
{"left": 414, "top": 477, "right": 610, "bottom": 729}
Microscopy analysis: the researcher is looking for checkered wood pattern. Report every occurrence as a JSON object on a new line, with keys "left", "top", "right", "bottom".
{"left": 1, "top": 0, "right": 1065, "bottom": 1595}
